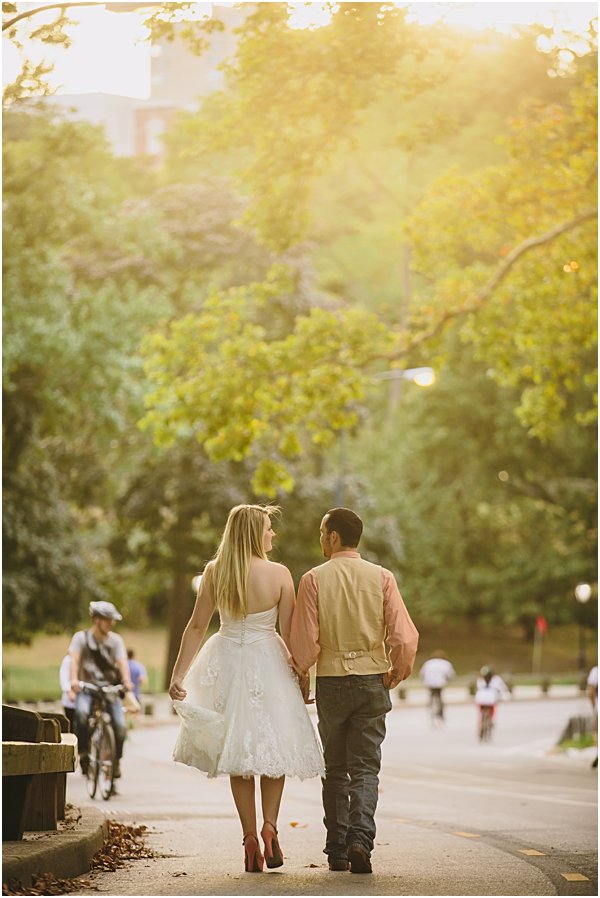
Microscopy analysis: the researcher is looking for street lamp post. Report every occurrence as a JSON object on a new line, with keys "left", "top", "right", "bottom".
{"left": 372, "top": 366, "right": 436, "bottom": 387}
{"left": 574, "top": 582, "right": 592, "bottom": 678}
{"left": 335, "top": 367, "right": 436, "bottom": 506}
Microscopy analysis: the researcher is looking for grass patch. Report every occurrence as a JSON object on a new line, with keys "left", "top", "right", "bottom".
{"left": 3, "top": 628, "right": 166, "bottom": 702}
{"left": 558, "top": 733, "right": 595, "bottom": 751}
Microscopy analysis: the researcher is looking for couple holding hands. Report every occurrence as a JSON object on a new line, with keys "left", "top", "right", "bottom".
{"left": 168, "top": 504, "right": 418, "bottom": 875}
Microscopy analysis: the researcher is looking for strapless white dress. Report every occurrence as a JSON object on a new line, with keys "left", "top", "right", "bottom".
{"left": 172, "top": 606, "right": 324, "bottom": 780}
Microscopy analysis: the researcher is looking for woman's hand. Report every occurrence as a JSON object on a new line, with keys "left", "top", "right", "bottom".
{"left": 169, "top": 678, "right": 187, "bottom": 701}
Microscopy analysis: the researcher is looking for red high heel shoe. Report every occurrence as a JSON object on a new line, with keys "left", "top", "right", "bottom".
{"left": 261, "top": 820, "right": 284, "bottom": 868}
{"left": 243, "top": 833, "right": 264, "bottom": 872}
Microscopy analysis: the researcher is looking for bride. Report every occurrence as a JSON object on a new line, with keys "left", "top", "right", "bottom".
{"left": 168, "top": 504, "right": 324, "bottom": 872}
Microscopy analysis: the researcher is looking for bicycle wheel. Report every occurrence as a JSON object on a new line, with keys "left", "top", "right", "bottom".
{"left": 480, "top": 707, "right": 493, "bottom": 742}
{"left": 98, "top": 722, "right": 116, "bottom": 800}
{"left": 86, "top": 724, "right": 100, "bottom": 799}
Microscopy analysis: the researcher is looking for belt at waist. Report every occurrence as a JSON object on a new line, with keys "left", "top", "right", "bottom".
{"left": 318, "top": 644, "right": 388, "bottom": 674}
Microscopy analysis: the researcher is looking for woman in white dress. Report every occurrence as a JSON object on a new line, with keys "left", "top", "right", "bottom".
{"left": 168, "top": 504, "right": 324, "bottom": 873}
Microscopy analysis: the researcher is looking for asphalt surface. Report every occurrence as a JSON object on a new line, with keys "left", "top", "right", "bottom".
{"left": 58, "top": 691, "right": 597, "bottom": 897}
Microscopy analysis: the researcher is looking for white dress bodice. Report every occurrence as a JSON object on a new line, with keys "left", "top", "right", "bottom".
{"left": 218, "top": 606, "right": 278, "bottom": 645}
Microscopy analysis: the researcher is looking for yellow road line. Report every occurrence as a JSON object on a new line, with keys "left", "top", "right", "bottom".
{"left": 518, "top": 849, "right": 546, "bottom": 856}
{"left": 452, "top": 831, "right": 481, "bottom": 839}
{"left": 561, "top": 873, "right": 590, "bottom": 882}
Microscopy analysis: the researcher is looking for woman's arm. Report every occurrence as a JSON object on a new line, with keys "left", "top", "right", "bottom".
{"left": 169, "top": 565, "right": 217, "bottom": 700}
{"left": 276, "top": 565, "right": 296, "bottom": 654}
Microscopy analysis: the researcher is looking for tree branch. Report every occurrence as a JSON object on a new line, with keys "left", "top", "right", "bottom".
{"left": 393, "top": 207, "right": 598, "bottom": 359}
{"left": 3, "top": 3, "right": 105, "bottom": 31}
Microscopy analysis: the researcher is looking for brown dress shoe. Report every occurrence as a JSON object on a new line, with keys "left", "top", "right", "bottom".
{"left": 328, "top": 858, "right": 349, "bottom": 871}
{"left": 348, "top": 843, "right": 372, "bottom": 874}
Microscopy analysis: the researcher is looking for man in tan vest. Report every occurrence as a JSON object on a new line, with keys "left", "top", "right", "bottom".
{"left": 291, "top": 507, "right": 418, "bottom": 874}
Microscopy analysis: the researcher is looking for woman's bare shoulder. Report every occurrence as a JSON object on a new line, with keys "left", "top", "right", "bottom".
{"left": 269, "top": 560, "right": 293, "bottom": 581}
{"left": 251, "top": 558, "right": 291, "bottom": 579}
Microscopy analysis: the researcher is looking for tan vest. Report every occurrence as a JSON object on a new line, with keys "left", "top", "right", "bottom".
{"left": 315, "top": 556, "right": 389, "bottom": 677}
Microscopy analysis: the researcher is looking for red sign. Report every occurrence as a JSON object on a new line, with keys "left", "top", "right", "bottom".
{"left": 535, "top": 615, "right": 548, "bottom": 634}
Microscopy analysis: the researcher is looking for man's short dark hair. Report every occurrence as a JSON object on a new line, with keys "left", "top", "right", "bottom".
{"left": 325, "top": 508, "right": 363, "bottom": 547}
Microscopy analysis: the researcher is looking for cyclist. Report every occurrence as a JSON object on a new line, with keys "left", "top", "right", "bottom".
{"left": 68, "top": 601, "right": 134, "bottom": 778}
{"left": 475, "top": 666, "right": 511, "bottom": 737}
{"left": 419, "top": 650, "right": 455, "bottom": 722}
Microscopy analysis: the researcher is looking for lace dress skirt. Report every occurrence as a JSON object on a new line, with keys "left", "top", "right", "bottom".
{"left": 173, "top": 621, "right": 324, "bottom": 780}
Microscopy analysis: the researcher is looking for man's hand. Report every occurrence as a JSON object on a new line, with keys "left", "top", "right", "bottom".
{"left": 123, "top": 679, "right": 134, "bottom": 693}
{"left": 169, "top": 678, "right": 187, "bottom": 701}
{"left": 298, "top": 672, "right": 314, "bottom": 704}
{"left": 69, "top": 679, "right": 81, "bottom": 702}
{"left": 383, "top": 670, "right": 401, "bottom": 690}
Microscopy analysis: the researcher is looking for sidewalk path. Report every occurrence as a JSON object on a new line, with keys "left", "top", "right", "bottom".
{"left": 58, "top": 695, "right": 596, "bottom": 897}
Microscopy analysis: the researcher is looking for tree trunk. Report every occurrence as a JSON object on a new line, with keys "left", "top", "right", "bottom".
{"left": 164, "top": 565, "right": 194, "bottom": 690}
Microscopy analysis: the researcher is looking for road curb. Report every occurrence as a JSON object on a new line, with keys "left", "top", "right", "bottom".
{"left": 2, "top": 806, "right": 108, "bottom": 887}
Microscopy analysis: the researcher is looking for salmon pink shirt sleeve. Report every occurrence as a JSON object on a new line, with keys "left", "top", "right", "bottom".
{"left": 382, "top": 569, "right": 419, "bottom": 681}
{"left": 290, "top": 570, "right": 320, "bottom": 674}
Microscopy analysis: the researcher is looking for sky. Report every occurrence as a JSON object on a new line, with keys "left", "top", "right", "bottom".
{"left": 2, "top": 1, "right": 597, "bottom": 100}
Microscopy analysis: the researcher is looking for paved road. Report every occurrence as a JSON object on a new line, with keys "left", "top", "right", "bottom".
{"left": 68, "top": 695, "right": 597, "bottom": 896}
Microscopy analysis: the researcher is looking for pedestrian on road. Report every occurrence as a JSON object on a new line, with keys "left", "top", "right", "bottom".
{"left": 69, "top": 601, "right": 134, "bottom": 778}
{"left": 290, "top": 507, "right": 419, "bottom": 875}
{"left": 169, "top": 504, "right": 323, "bottom": 874}
{"left": 587, "top": 664, "right": 598, "bottom": 768}
{"left": 127, "top": 648, "right": 148, "bottom": 703}
{"left": 419, "top": 649, "right": 455, "bottom": 723}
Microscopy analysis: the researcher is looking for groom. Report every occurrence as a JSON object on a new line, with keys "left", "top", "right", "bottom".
{"left": 291, "top": 507, "right": 418, "bottom": 874}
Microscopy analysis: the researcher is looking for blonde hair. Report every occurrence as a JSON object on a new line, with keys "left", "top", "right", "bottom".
{"left": 211, "top": 504, "right": 279, "bottom": 618}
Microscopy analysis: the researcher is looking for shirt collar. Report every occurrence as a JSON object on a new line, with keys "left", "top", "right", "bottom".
{"left": 330, "top": 550, "right": 361, "bottom": 559}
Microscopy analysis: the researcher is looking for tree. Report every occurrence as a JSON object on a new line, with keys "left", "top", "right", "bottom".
{"left": 2, "top": 1, "right": 221, "bottom": 105}
{"left": 404, "top": 66, "right": 597, "bottom": 439}
{"left": 345, "top": 331, "right": 597, "bottom": 632}
{"left": 142, "top": 36, "right": 597, "bottom": 494}
{"left": 2, "top": 105, "right": 171, "bottom": 640}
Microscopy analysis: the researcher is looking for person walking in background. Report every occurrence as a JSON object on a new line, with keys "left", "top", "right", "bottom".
{"left": 168, "top": 504, "right": 323, "bottom": 874}
{"left": 475, "top": 666, "right": 511, "bottom": 740}
{"left": 587, "top": 664, "right": 598, "bottom": 769}
{"left": 419, "top": 650, "right": 455, "bottom": 724}
{"left": 127, "top": 649, "right": 148, "bottom": 703}
{"left": 69, "top": 601, "right": 134, "bottom": 778}
{"left": 291, "top": 507, "right": 419, "bottom": 875}
{"left": 59, "top": 653, "right": 75, "bottom": 730}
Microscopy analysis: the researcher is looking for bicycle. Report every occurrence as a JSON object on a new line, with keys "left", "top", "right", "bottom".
{"left": 478, "top": 704, "right": 494, "bottom": 742}
{"left": 429, "top": 688, "right": 445, "bottom": 727}
{"left": 79, "top": 682, "right": 124, "bottom": 800}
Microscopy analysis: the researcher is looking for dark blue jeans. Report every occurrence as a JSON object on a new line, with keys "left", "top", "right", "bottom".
{"left": 74, "top": 692, "right": 127, "bottom": 760}
{"left": 316, "top": 674, "right": 392, "bottom": 859}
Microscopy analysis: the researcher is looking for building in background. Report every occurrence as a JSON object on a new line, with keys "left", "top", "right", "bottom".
{"left": 36, "top": 3, "right": 247, "bottom": 157}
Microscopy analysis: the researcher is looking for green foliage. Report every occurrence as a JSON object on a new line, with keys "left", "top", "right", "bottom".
{"left": 347, "top": 333, "right": 596, "bottom": 628}
{"left": 141, "top": 266, "right": 395, "bottom": 495}
{"left": 2, "top": 107, "right": 172, "bottom": 640}
{"left": 3, "top": 458, "right": 101, "bottom": 643}
{"left": 405, "top": 68, "right": 598, "bottom": 438}
{"left": 165, "top": 2, "right": 437, "bottom": 250}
